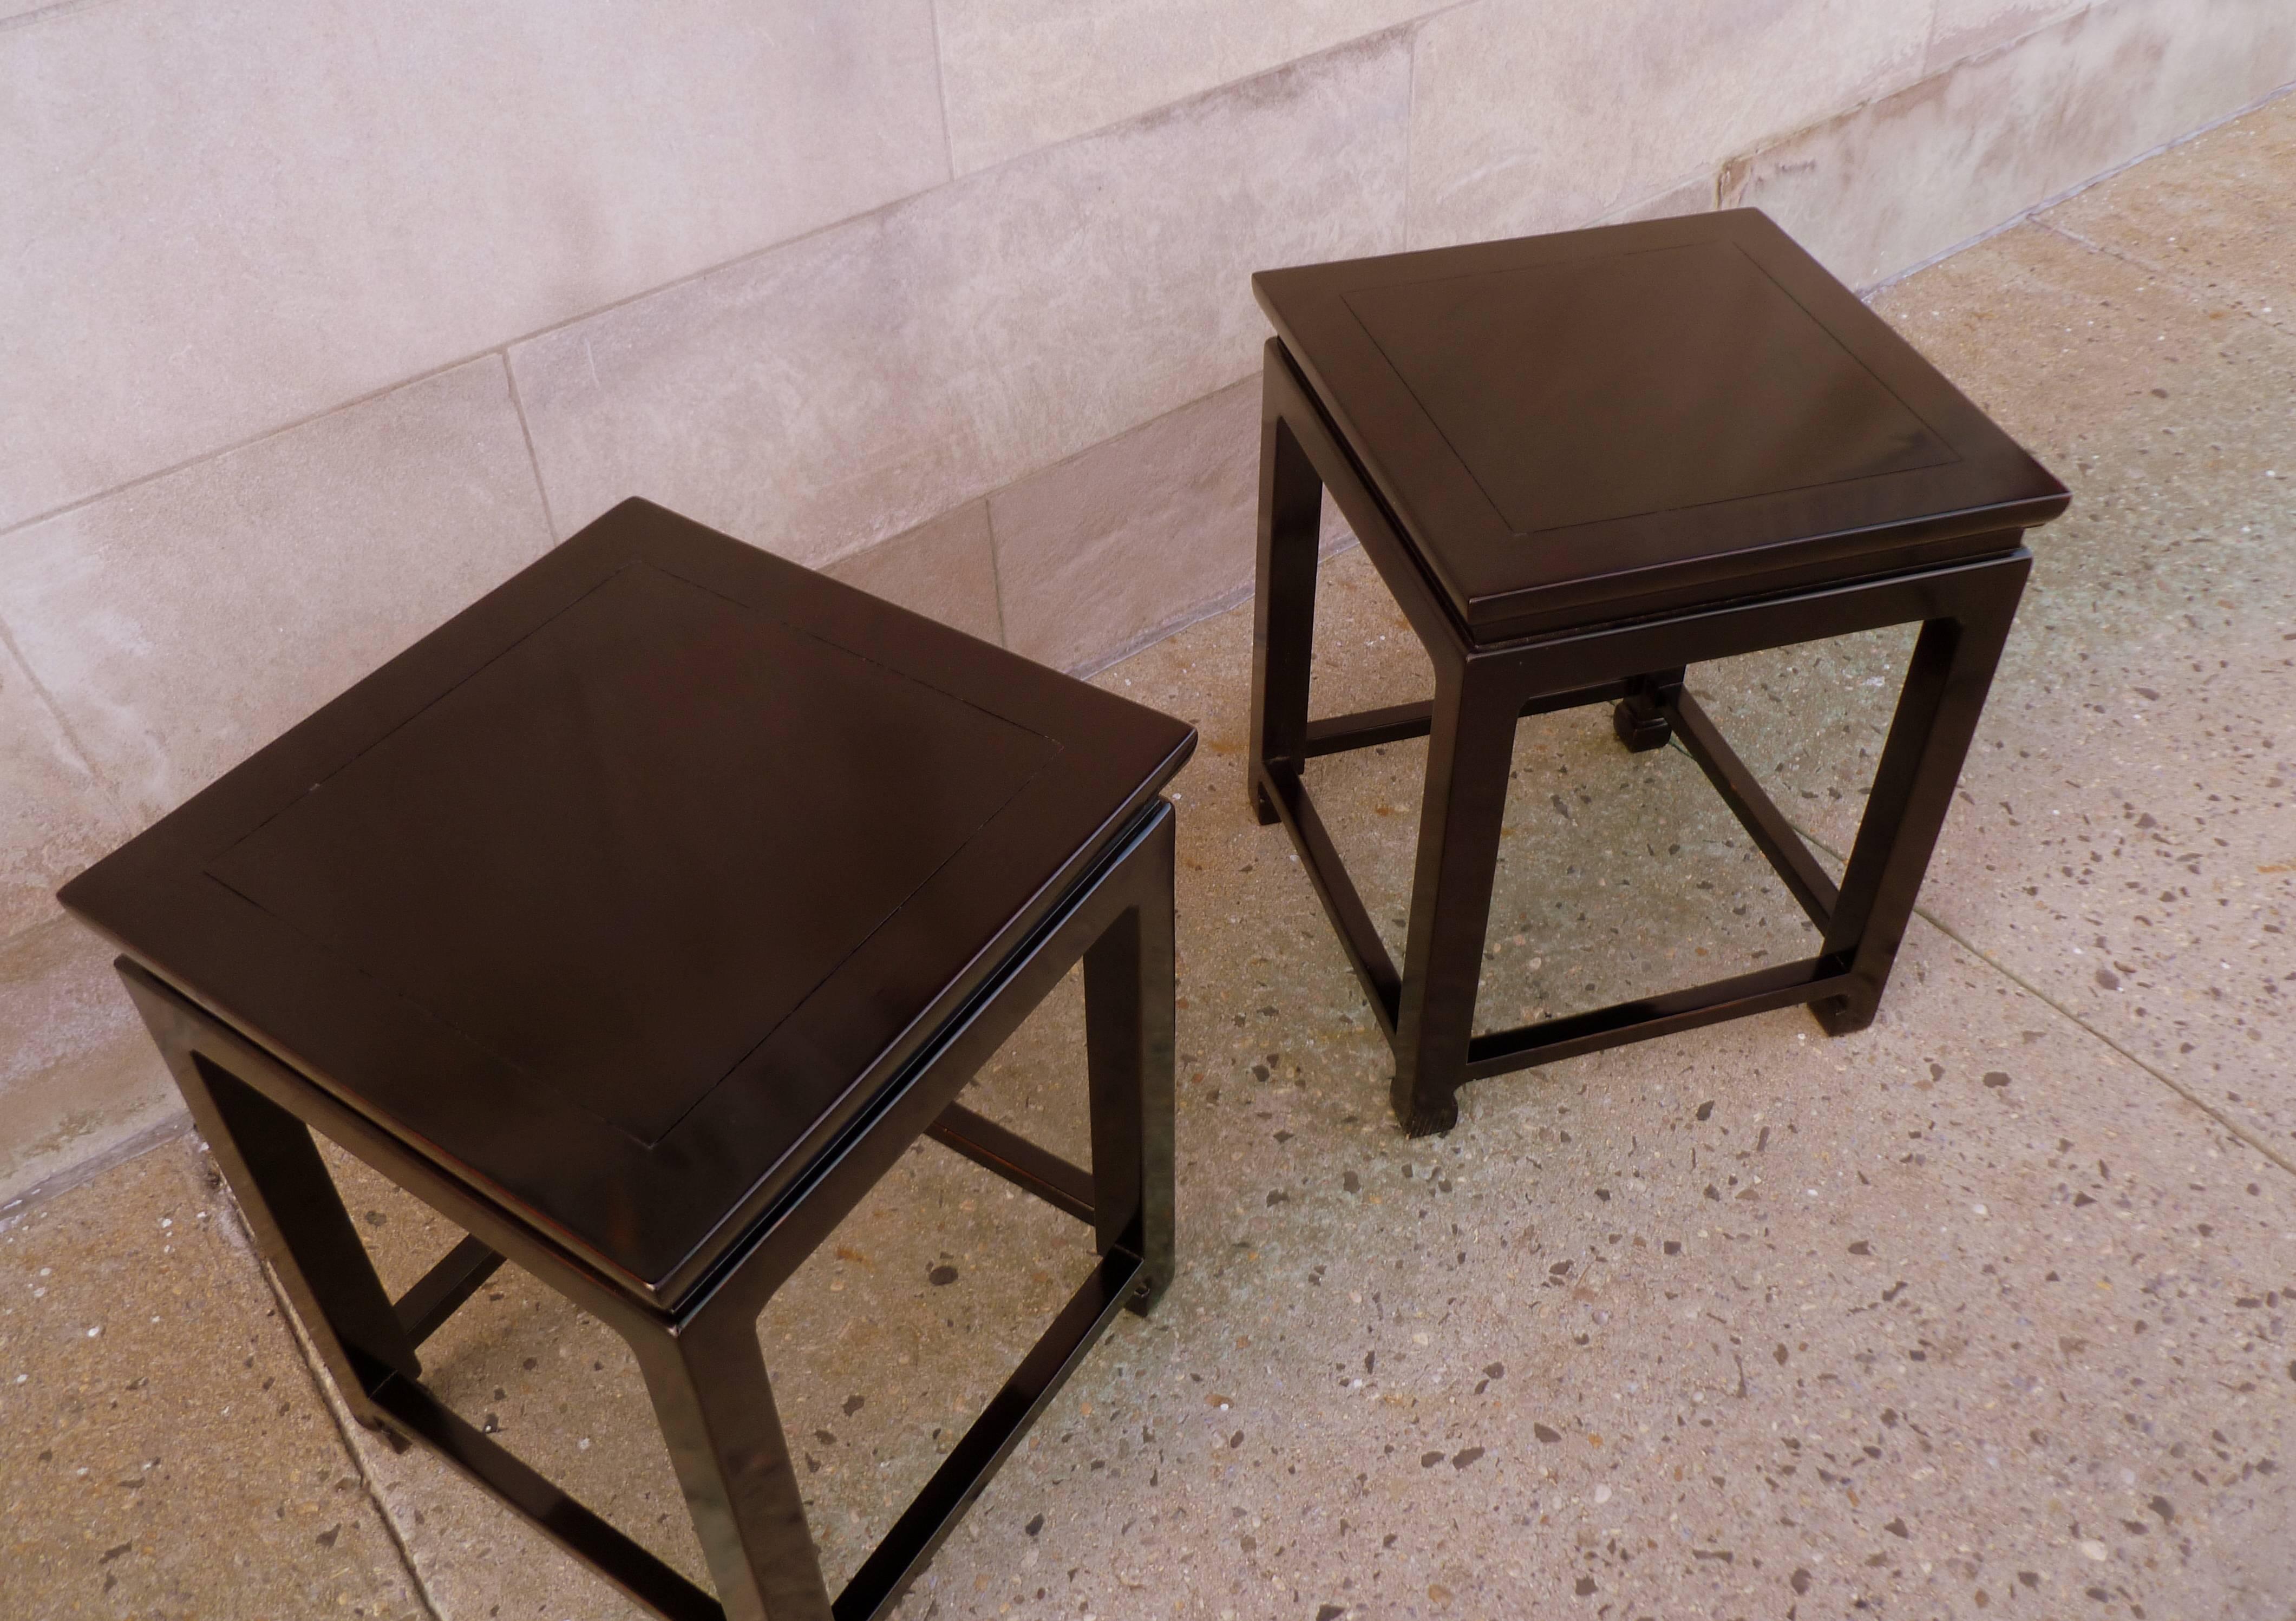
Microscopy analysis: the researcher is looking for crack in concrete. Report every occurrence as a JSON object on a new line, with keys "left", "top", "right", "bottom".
{"left": 2032, "top": 214, "right": 2296, "bottom": 355}
{"left": 1783, "top": 816, "right": 2296, "bottom": 1182}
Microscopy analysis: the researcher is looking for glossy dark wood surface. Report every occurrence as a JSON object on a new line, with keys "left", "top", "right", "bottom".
{"left": 1248, "top": 212, "right": 2067, "bottom": 1132}
{"left": 60, "top": 498, "right": 1195, "bottom": 1308}
{"left": 1253, "top": 209, "right": 2069, "bottom": 639}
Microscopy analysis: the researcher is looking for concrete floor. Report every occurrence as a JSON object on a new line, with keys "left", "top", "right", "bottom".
{"left": 6, "top": 93, "right": 2292, "bottom": 1621}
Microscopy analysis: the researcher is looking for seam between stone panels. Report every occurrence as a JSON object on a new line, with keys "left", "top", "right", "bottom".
{"left": 949, "top": 8, "right": 1468, "bottom": 182}
{"left": 0, "top": 147, "right": 946, "bottom": 542}
{"left": 1069, "top": 574, "right": 1261, "bottom": 681}
{"left": 981, "top": 500, "right": 1012, "bottom": 649}
{"left": 2033, "top": 218, "right": 2176, "bottom": 280}
{"left": 1914, "top": 0, "right": 1942, "bottom": 83}
{"left": 0, "top": 356, "right": 513, "bottom": 545}
{"left": 1785, "top": 819, "right": 2296, "bottom": 1180}
{"left": 468, "top": 22, "right": 1425, "bottom": 346}
{"left": 0, "top": 1110, "right": 193, "bottom": 1230}
{"left": 923, "top": 0, "right": 959, "bottom": 188}
{"left": 820, "top": 366, "right": 1265, "bottom": 581}
{"left": 500, "top": 352, "right": 561, "bottom": 544}
{"left": 0, "top": 600, "right": 134, "bottom": 829}
{"left": 1911, "top": 0, "right": 2091, "bottom": 86}
{"left": 0, "top": 0, "right": 131, "bottom": 36}
{"left": 801, "top": 360, "right": 1267, "bottom": 588}
{"left": 1402, "top": 16, "right": 1421, "bottom": 249}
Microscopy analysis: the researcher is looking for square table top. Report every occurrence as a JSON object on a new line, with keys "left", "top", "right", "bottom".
{"left": 1254, "top": 209, "right": 2068, "bottom": 640}
{"left": 61, "top": 500, "right": 1194, "bottom": 1310}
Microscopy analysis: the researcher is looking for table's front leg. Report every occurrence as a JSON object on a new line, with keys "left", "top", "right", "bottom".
{"left": 1816, "top": 556, "right": 2029, "bottom": 1032}
{"left": 633, "top": 1303, "right": 833, "bottom": 1621}
{"left": 1084, "top": 802, "right": 1178, "bottom": 1316}
{"left": 116, "top": 967, "right": 420, "bottom": 1429}
{"left": 1391, "top": 658, "right": 1522, "bottom": 1134}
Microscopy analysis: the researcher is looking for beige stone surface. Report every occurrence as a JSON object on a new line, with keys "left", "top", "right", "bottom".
{"left": 1684, "top": 131, "right": 2296, "bottom": 1155}
{"left": 934, "top": 0, "right": 1435, "bottom": 175}
{"left": 0, "top": 0, "right": 947, "bottom": 530}
{"left": 823, "top": 501, "right": 1005, "bottom": 646}
{"left": 0, "top": 632, "right": 125, "bottom": 940}
{"left": 0, "top": 1136, "right": 424, "bottom": 1618}
{"left": 1595, "top": 173, "right": 1719, "bottom": 227}
{"left": 992, "top": 380, "right": 1258, "bottom": 673}
{"left": 1925, "top": 0, "right": 2088, "bottom": 72}
{"left": 2045, "top": 87, "right": 2296, "bottom": 339}
{"left": 1407, "top": 0, "right": 1929, "bottom": 250}
{"left": 509, "top": 36, "right": 1409, "bottom": 567}
{"left": 1707, "top": 208, "right": 2296, "bottom": 1164}
{"left": 0, "top": 358, "right": 553, "bottom": 823}
{"left": 0, "top": 918, "right": 175, "bottom": 1208}
{"left": 1724, "top": 0, "right": 2296, "bottom": 290}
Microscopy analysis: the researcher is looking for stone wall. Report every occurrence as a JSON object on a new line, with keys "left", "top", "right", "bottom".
{"left": 3, "top": 0, "right": 2290, "bottom": 1200}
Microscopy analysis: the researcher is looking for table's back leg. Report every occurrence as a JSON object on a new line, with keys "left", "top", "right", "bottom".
{"left": 1083, "top": 804, "right": 1178, "bottom": 1316}
{"left": 631, "top": 1304, "right": 833, "bottom": 1621}
{"left": 1249, "top": 351, "right": 1326, "bottom": 826}
{"left": 1391, "top": 660, "right": 1522, "bottom": 1135}
{"left": 1612, "top": 666, "right": 1685, "bottom": 752}
{"left": 118, "top": 969, "right": 419, "bottom": 1428}
{"left": 1816, "top": 561, "right": 2027, "bottom": 1032}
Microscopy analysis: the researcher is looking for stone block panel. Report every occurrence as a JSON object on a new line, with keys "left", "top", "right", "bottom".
{"left": 1723, "top": 0, "right": 2296, "bottom": 288}
{"left": 1408, "top": 0, "right": 1929, "bottom": 249}
{"left": 0, "top": 0, "right": 947, "bottom": 529}
{"left": 822, "top": 500, "right": 1005, "bottom": 645}
{"left": 0, "top": 918, "right": 176, "bottom": 1207}
{"left": 0, "top": 358, "right": 553, "bottom": 822}
{"left": 0, "top": 636, "right": 126, "bottom": 940}
{"left": 936, "top": 0, "right": 1436, "bottom": 173}
{"left": 992, "top": 379, "right": 1259, "bottom": 673}
{"left": 509, "top": 37, "right": 1410, "bottom": 568}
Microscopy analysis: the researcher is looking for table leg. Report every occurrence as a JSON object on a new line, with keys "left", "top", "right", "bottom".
{"left": 633, "top": 1305, "right": 833, "bottom": 1621}
{"left": 120, "top": 971, "right": 418, "bottom": 1429}
{"left": 1612, "top": 666, "right": 1685, "bottom": 752}
{"left": 1248, "top": 359, "right": 1325, "bottom": 825}
{"left": 1391, "top": 660, "right": 1522, "bottom": 1134}
{"left": 1084, "top": 805, "right": 1178, "bottom": 1315}
{"left": 1816, "top": 563, "right": 2026, "bottom": 1032}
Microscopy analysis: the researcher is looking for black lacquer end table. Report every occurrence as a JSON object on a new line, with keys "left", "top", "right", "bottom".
{"left": 60, "top": 498, "right": 1195, "bottom": 1621}
{"left": 1247, "top": 208, "right": 2068, "bottom": 1134}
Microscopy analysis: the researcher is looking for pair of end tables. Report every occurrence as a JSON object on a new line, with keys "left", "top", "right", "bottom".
{"left": 60, "top": 211, "right": 2064, "bottom": 1619}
